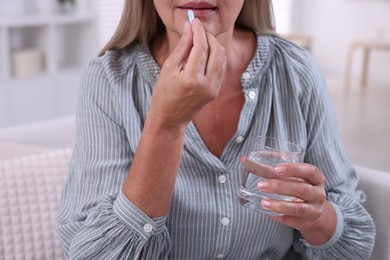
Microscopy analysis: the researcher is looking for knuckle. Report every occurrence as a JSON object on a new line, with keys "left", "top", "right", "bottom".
{"left": 206, "top": 90, "right": 218, "bottom": 101}
{"left": 209, "top": 89, "right": 219, "bottom": 99}
{"left": 181, "top": 77, "right": 193, "bottom": 88}
{"left": 200, "top": 44, "right": 209, "bottom": 54}
{"left": 314, "top": 209, "right": 322, "bottom": 219}
{"left": 318, "top": 192, "right": 327, "bottom": 203}
{"left": 220, "top": 53, "right": 227, "bottom": 66}
{"left": 193, "top": 74, "right": 205, "bottom": 84}
{"left": 268, "top": 179, "right": 278, "bottom": 191}
{"left": 308, "top": 166, "right": 317, "bottom": 180}
{"left": 298, "top": 182, "right": 309, "bottom": 196}
{"left": 295, "top": 204, "right": 307, "bottom": 216}
{"left": 318, "top": 173, "right": 326, "bottom": 184}
{"left": 185, "top": 74, "right": 203, "bottom": 86}
{"left": 309, "top": 166, "right": 326, "bottom": 183}
{"left": 218, "top": 46, "right": 226, "bottom": 57}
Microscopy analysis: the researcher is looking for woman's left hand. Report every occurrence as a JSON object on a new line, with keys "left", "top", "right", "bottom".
{"left": 258, "top": 163, "right": 337, "bottom": 245}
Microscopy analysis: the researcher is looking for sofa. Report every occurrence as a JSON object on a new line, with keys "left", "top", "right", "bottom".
{"left": 0, "top": 116, "right": 75, "bottom": 260}
{"left": 0, "top": 116, "right": 388, "bottom": 260}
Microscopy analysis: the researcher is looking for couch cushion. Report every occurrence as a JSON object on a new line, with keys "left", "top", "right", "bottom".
{"left": 0, "top": 142, "right": 52, "bottom": 161}
{"left": 0, "top": 116, "right": 75, "bottom": 149}
{"left": 0, "top": 149, "right": 71, "bottom": 260}
{"left": 356, "top": 165, "right": 390, "bottom": 260}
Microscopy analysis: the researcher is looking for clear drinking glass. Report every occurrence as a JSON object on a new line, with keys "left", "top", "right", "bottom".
{"left": 238, "top": 136, "right": 305, "bottom": 215}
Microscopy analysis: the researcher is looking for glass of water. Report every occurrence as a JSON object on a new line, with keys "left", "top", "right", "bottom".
{"left": 238, "top": 136, "right": 305, "bottom": 215}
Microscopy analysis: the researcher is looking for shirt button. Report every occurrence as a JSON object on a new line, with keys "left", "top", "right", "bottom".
{"left": 247, "top": 91, "right": 256, "bottom": 100}
{"left": 217, "top": 254, "right": 225, "bottom": 259}
{"left": 242, "top": 72, "right": 251, "bottom": 80}
{"left": 236, "top": 135, "right": 244, "bottom": 144}
{"left": 143, "top": 224, "right": 153, "bottom": 233}
{"left": 218, "top": 175, "right": 227, "bottom": 184}
{"left": 221, "top": 217, "right": 230, "bottom": 226}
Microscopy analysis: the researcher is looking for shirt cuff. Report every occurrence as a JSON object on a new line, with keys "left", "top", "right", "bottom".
{"left": 300, "top": 202, "right": 344, "bottom": 250}
{"left": 113, "top": 190, "right": 167, "bottom": 240}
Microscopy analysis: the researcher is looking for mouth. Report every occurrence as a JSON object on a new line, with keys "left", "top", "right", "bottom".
{"left": 179, "top": 2, "right": 217, "bottom": 17}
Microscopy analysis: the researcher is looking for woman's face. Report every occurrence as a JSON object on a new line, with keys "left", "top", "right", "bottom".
{"left": 154, "top": 0, "right": 244, "bottom": 37}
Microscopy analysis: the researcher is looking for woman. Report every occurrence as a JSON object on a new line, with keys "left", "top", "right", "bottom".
{"left": 56, "top": 0, "right": 375, "bottom": 259}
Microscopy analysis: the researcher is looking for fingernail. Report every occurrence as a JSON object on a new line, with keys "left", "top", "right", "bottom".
{"left": 257, "top": 181, "right": 269, "bottom": 190}
{"left": 275, "top": 166, "right": 286, "bottom": 174}
{"left": 261, "top": 199, "right": 271, "bottom": 208}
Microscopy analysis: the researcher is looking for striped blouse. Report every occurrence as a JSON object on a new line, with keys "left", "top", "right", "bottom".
{"left": 56, "top": 34, "right": 375, "bottom": 259}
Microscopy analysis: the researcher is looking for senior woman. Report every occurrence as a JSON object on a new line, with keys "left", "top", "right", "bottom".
{"left": 56, "top": 0, "right": 375, "bottom": 259}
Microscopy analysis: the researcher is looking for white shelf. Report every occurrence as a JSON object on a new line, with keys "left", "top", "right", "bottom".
{"left": 0, "top": 12, "right": 98, "bottom": 127}
{"left": 0, "top": 13, "right": 96, "bottom": 80}
{"left": 0, "top": 13, "right": 95, "bottom": 28}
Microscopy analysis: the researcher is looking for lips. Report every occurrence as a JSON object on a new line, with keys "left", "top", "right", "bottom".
{"left": 179, "top": 2, "right": 217, "bottom": 17}
{"left": 180, "top": 2, "right": 216, "bottom": 9}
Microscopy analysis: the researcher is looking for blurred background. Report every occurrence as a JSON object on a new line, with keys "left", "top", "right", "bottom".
{"left": 0, "top": 0, "right": 389, "bottom": 171}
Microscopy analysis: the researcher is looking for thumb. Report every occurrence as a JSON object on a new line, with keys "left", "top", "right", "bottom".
{"left": 165, "top": 22, "right": 193, "bottom": 71}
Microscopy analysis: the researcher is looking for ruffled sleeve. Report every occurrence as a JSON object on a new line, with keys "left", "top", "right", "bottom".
{"left": 277, "top": 38, "right": 376, "bottom": 259}
{"left": 66, "top": 192, "right": 170, "bottom": 259}
{"left": 56, "top": 54, "right": 171, "bottom": 259}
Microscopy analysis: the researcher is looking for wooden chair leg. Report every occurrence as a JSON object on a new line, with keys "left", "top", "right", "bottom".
{"left": 344, "top": 45, "right": 355, "bottom": 92}
{"left": 360, "top": 47, "right": 370, "bottom": 88}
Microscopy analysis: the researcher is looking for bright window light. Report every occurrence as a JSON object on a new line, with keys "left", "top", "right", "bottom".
{"left": 273, "top": 0, "right": 293, "bottom": 34}
{"left": 95, "top": 0, "right": 125, "bottom": 49}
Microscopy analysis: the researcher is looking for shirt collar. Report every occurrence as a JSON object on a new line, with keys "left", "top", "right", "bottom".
{"left": 134, "top": 33, "right": 274, "bottom": 91}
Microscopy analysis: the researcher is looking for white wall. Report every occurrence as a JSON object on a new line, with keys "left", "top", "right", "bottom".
{"left": 95, "top": 0, "right": 124, "bottom": 49}
{"left": 0, "top": 0, "right": 92, "bottom": 16}
{"left": 290, "top": 0, "right": 390, "bottom": 85}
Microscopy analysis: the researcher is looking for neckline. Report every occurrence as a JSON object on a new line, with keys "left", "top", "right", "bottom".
{"left": 134, "top": 34, "right": 275, "bottom": 170}
{"left": 135, "top": 33, "right": 274, "bottom": 91}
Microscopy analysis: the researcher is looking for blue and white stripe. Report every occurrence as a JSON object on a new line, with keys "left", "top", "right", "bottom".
{"left": 56, "top": 34, "right": 375, "bottom": 259}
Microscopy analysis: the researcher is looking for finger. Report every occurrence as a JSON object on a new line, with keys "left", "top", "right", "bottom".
{"left": 245, "top": 158, "right": 276, "bottom": 179}
{"left": 204, "top": 32, "right": 226, "bottom": 86}
{"left": 268, "top": 215, "right": 315, "bottom": 231}
{"left": 244, "top": 158, "right": 300, "bottom": 181}
{"left": 275, "top": 163, "right": 325, "bottom": 186}
{"left": 185, "top": 19, "right": 209, "bottom": 74}
{"left": 242, "top": 150, "right": 304, "bottom": 181}
{"left": 257, "top": 178, "right": 325, "bottom": 202}
{"left": 164, "top": 22, "right": 193, "bottom": 72}
{"left": 240, "top": 155, "right": 246, "bottom": 165}
{"left": 261, "top": 199, "right": 320, "bottom": 220}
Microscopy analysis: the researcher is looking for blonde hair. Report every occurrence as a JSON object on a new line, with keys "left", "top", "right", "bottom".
{"left": 99, "top": 0, "right": 275, "bottom": 56}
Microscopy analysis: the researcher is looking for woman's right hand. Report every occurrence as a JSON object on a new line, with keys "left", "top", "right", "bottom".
{"left": 150, "top": 19, "right": 227, "bottom": 130}
{"left": 123, "top": 20, "right": 226, "bottom": 217}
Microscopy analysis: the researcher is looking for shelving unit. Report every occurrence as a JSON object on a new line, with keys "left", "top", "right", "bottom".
{"left": 0, "top": 13, "right": 98, "bottom": 127}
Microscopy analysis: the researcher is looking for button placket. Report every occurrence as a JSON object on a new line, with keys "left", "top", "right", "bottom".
{"left": 143, "top": 223, "right": 153, "bottom": 233}
{"left": 236, "top": 135, "right": 244, "bottom": 144}
{"left": 221, "top": 217, "right": 230, "bottom": 226}
{"left": 214, "top": 170, "right": 233, "bottom": 259}
{"left": 242, "top": 72, "right": 251, "bottom": 80}
{"left": 247, "top": 90, "right": 256, "bottom": 100}
{"left": 218, "top": 175, "right": 227, "bottom": 184}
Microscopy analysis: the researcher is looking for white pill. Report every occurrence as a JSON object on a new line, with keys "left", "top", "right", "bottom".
{"left": 188, "top": 10, "right": 194, "bottom": 24}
